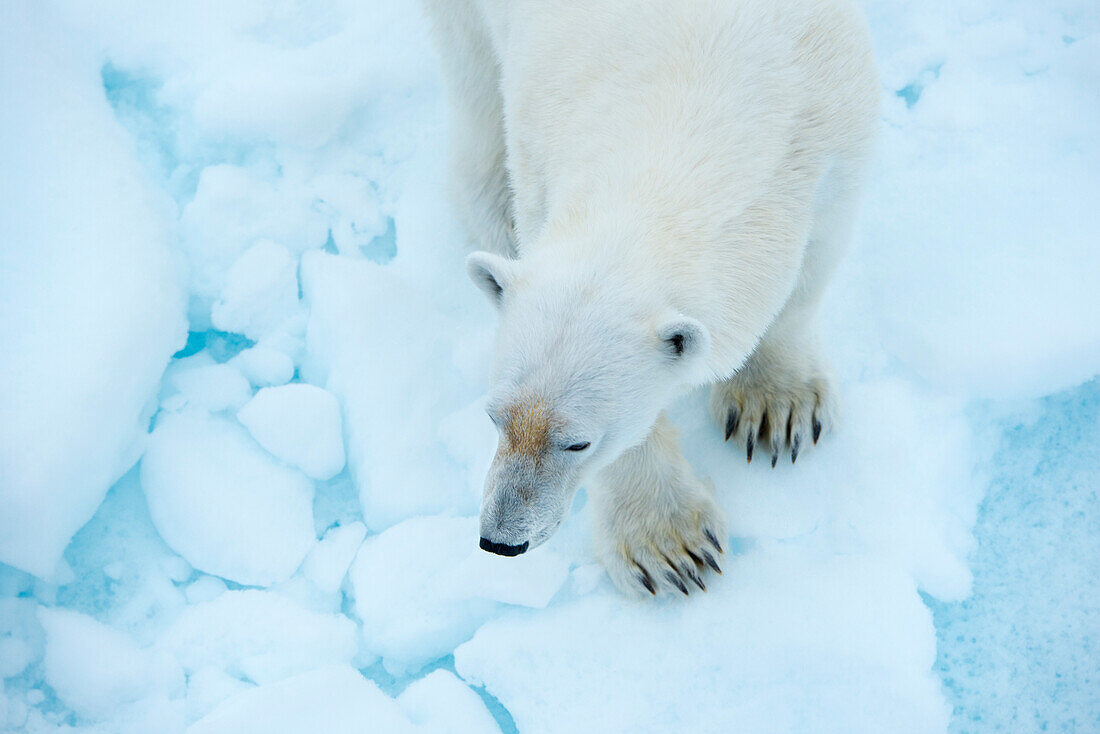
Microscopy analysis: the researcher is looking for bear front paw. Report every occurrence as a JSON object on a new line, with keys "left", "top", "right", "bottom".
{"left": 596, "top": 478, "right": 727, "bottom": 598}
{"left": 710, "top": 353, "right": 836, "bottom": 467}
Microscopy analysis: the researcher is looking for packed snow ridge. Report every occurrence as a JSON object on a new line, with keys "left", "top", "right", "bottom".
{"left": 1, "top": 0, "right": 1097, "bottom": 732}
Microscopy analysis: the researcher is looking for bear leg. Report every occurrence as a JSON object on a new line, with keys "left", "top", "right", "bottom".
{"left": 709, "top": 157, "right": 865, "bottom": 465}
{"left": 591, "top": 413, "right": 727, "bottom": 598}
{"left": 422, "top": 0, "right": 516, "bottom": 257}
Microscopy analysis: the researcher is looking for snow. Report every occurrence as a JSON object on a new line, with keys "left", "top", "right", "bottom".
{"left": 0, "top": 0, "right": 1097, "bottom": 731}
{"left": 349, "top": 516, "right": 570, "bottom": 676}
{"left": 458, "top": 550, "right": 949, "bottom": 733}
{"left": 157, "top": 589, "right": 357, "bottom": 687}
{"left": 162, "top": 355, "right": 253, "bottom": 413}
{"left": 177, "top": 163, "right": 327, "bottom": 332}
{"left": 397, "top": 669, "right": 502, "bottom": 734}
{"left": 301, "top": 522, "right": 367, "bottom": 594}
{"left": 38, "top": 606, "right": 183, "bottom": 721}
{"left": 211, "top": 240, "right": 305, "bottom": 345}
{"left": 141, "top": 411, "right": 316, "bottom": 586}
{"left": 300, "top": 250, "right": 487, "bottom": 531}
{"left": 230, "top": 345, "right": 295, "bottom": 388}
{"left": 0, "top": 0, "right": 186, "bottom": 580}
{"left": 187, "top": 665, "right": 416, "bottom": 734}
{"left": 184, "top": 576, "right": 228, "bottom": 606}
{"left": 0, "top": 599, "right": 40, "bottom": 679}
{"left": 671, "top": 378, "right": 978, "bottom": 601}
{"left": 181, "top": 667, "right": 251, "bottom": 724}
{"left": 928, "top": 380, "right": 1100, "bottom": 732}
{"left": 237, "top": 384, "right": 346, "bottom": 480}
{"left": 859, "top": 0, "right": 1100, "bottom": 400}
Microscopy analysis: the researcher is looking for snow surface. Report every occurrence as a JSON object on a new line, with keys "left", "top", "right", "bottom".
{"left": 161, "top": 355, "right": 253, "bottom": 414}
{"left": 0, "top": 0, "right": 1097, "bottom": 732}
{"left": 229, "top": 345, "right": 296, "bottom": 389}
{"left": 237, "top": 384, "right": 346, "bottom": 480}
{"left": 157, "top": 590, "right": 358, "bottom": 688}
{"left": 141, "top": 411, "right": 316, "bottom": 586}
{"left": 0, "top": 1, "right": 186, "bottom": 580}
{"left": 397, "top": 669, "right": 503, "bottom": 734}
{"left": 187, "top": 665, "right": 417, "bottom": 734}
{"left": 349, "top": 516, "right": 570, "bottom": 676}
{"left": 38, "top": 607, "right": 183, "bottom": 722}
{"left": 301, "top": 522, "right": 368, "bottom": 595}
{"left": 928, "top": 380, "right": 1100, "bottom": 733}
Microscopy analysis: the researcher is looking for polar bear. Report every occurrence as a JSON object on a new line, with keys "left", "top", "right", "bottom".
{"left": 423, "top": 0, "right": 879, "bottom": 596}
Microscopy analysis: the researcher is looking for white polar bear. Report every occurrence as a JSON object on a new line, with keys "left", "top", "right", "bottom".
{"left": 423, "top": 0, "right": 879, "bottom": 596}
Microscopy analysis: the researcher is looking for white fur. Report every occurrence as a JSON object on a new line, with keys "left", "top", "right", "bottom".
{"left": 424, "top": 0, "right": 879, "bottom": 596}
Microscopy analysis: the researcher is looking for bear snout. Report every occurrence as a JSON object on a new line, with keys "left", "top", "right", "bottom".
{"left": 479, "top": 537, "right": 530, "bottom": 556}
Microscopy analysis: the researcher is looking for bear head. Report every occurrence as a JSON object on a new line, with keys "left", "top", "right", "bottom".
{"left": 467, "top": 249, "right": 711, "bottom": 555}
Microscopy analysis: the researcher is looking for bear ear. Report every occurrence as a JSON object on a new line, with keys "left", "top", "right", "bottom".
{"left": 657, "top": 314, "right": 711, "bottom": 366}
{"left": 466, "top": 251, "right": 514, "bottom": 308}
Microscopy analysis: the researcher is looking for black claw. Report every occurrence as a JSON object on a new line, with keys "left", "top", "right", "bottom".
{"left": 704, "top": 528, "right": 723, "bottom": 554}
{"left": 635, "top": 565, "right": 657, "bottom": 595}
{"left": 665, "top": 570, "right": 689, "bottom": 595}
{"left": 746, "top": 433, "right": 754, "bottom": 463}
{"left": 812, "top": 417, "right": 822, "bottom": 444}
{"left": 724, "top": 408, "right": 740, "bottom": 441}
{"left": 702, "top": 550, "right": 722, "bottom": 574}
{"left": 771, "top": 450, "right": 778, "bottom": 468}
{"left": 785, "top": 411, "right": 793, "bottom": 445}
{"left": 685, "top": 567, "right": 706, "bottom": 591}
{"left": 791, "top": 433, "right": 801, "bottom": 464}
{"left": 684, "top": 547, "right": 704, "bottom": 567}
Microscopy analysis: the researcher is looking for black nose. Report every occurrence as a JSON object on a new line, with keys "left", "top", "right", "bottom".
{"left": 480, "top": 537, "right": 529, "bottom": 556}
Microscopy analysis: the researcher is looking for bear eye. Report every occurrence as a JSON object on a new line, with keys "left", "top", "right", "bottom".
{"left": 565, "top": 442, "right": 590, "bottom": 452}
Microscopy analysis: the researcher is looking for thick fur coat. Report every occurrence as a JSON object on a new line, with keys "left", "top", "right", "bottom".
{"left": 423, "top": 0, "right": 879, "bottom": 596}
